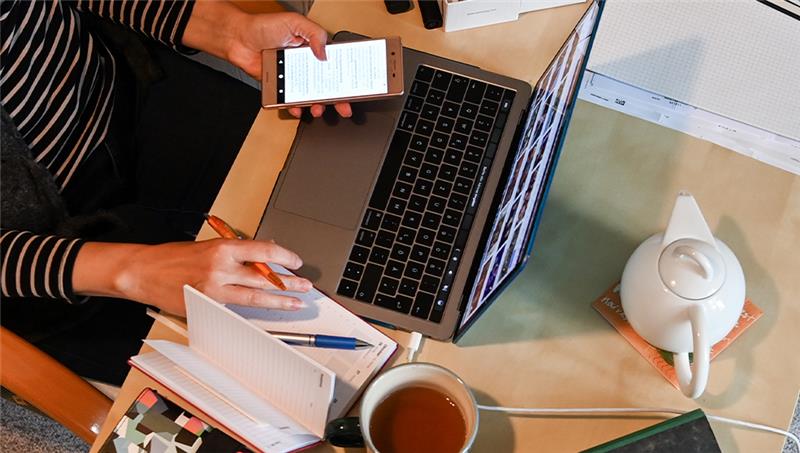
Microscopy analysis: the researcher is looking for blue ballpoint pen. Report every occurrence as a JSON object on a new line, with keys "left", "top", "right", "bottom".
{"left": 268, "top": 331, "right": 373, "bottom": 350}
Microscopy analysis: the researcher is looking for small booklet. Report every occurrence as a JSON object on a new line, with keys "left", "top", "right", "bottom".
{"left": 129, "top": 270, "right": 397, "bottom": 453}
{"left": 592, "top": 282, "right": 762, "bottom": 389}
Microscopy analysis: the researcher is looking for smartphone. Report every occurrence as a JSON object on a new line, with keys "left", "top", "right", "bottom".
{"left": 261, "top": 37, "right": 404, "bottom": 109}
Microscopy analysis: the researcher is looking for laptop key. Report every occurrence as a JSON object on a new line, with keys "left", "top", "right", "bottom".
{"left": 411, "top": 292, "right": 434, "bottom": 319}
{"left": 453, "top": 177, "right": 472, "bottom": 195}
{"left": 350, "top": 245, "right": 370, "bottom": 263}
{"left": 410, "top": 135, "right": 428, "bottom": 151}
{"left": 426, "top": 89, "right": 445, "bottom": 106}
{"left": 401, "top": 211, "right": 421, "bottom": 229}
{"left": 454, "top": 118, "right": 473, "bottom": 135}
{"left": 337, "top": 279, "right": 358, "bottom": 298}
{"left": 474, "top": 115, "right": 493, "bottom": 132}
{"left": 408, "top": 195, "right": 427, "bottom": 213}
{"left": 343, "top": 262, "right": 365, "bottom": 280}
{"left": 444, "top": 149, "right": 463, "bottom": 166}
{"left": 355, "top": 264, "right": 382, "bottom": 302}
{"left": 413, "top": 179, "right": 432, "bottom": 197}
{"left": 369, "top": 247, "right": 390, "bottom": 265}
{"left": 381, "top": 213, "right": 401, "bottom": 232}
{"left": 500, "top": 91, "right": 515, "bottom": 112}
{"left": 394, "top": 295, "right": 414, "bottom": 314}
{"left": 459, "top": 161, "right": 478, "bottom": 179}
{"left": 387, "top": 197, "right": 407, "bottom": 216}
{"left": 415, "top": 118, "right": 435, "bottom": 136}
{"left": 397, "top": 227, "right": 416, "bottom": 245}
{"left": 422, "top": 212, "right": 441, "bottom": 230}
{"left": 431, "top": 241, "right": 451, "bottom": 260}
{"left": 405, "top": 151, "right": 425, "bottom": 169}
{"left": 405, "top": 95, "right": 424, "bottom": 112}
{"left": 416, "top": 228, "right": 436, "bottom": 246}
{"left": 375, "top": 230, "right": 395, "bottom": 249}
{"left": 416, "top": 65, "right": 435, "bottom": 82}
{"left": 460, "top": 102, "right": 479, "bottom": 119}
{"left": 420, "top": 104, "right": 440, "bottom": 121}
{"left": 428, "top": 196, "right": 447, "bottom": 213}
{"left": 425, "top": 147, "right": 444, "bottom": 164}
{"left": 446, "top": 75, "right": 468, "bottom": 102}
{"left": 392, "top": 181, "right": 412, "bottom": 199}
{"left": 426, "top": 258, "right": 446, "bottom": 276}
{"left": 368, "top": 130, "right": 410, "bottom": 210}
{"left": 379, "top": 276, "right": 399, "bottom": 295}
{"left": 448, "top": 193, "right": 467, "bottom": 211}
{"left": 411, "top": 244, "right": 431, "bottom": 263}
{"left": 431, "top": 71, "right": 451, "bottom": 91}
{"left": 449, "top": 133, "right": 468, "bottom": 150}
{"left": 356, "top": 229, "right": 376, "bottom": 247}
{"left": 362, "top": 209, "right": 383, "bottom": 230}
{"left": 429, "top": 297, "right": 446, "bottom": 323}
{"left": 398, "top": 166, "right": 417, "bottom": 183}
{"left": 442, "top": 209, "right": 462, "bottom": 227}
{"left": 420, "top": 274, "right": 440, "bottom": 293}
{"left": 485, "top": 84, "right": 504, "bottom": 101}
{"left": 410, "top": 80, "right": 429, "bottom": 97}
{"left": 469, "top": 130, "right": 489, "bottom": 147}
{"left": 405, "top": 261, "right": 424, "bottom": 279}
{"left": 430, "top": 132, "right": 448, "bottom": 149}
{"left": 464, "top": 146, "right": 483, "bottom": 163}
{"left": 438, "top": 164, "right": 458, "bottom": 181}
{"left": 437, "top": 225, "right": 457, "bottom": 243}
{"left": 419, "top": 163, "right": 438, "bottom": 180}
{"left": 465, "top": 80, "right": 486, "bottom": 104}
{"left": 480, "top": 100, "right": 499, "bottom": 117}
{"left": 399, "top": 278, "right": 419, "bottom": 297}
{"left": 435, "top": 117, "right": 454, "bottom": 133}
{"left": 441, "top": 101, "right": 460, "bottom": 118}
{"left": 433, "top": 180, "right": 452, "bottom": 198}
{"left": 385, "top": 260, "right": 405, "bottom": 279}
{"left": 374, "top": 293, "right": 395, "bottom": 309}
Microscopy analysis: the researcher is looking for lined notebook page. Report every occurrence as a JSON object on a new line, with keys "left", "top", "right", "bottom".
{"left": 184, "top": 286, "right": 334, "bottom": 437}
{"left": 228, "top": 264, "right": 397, "bottom": 419}
{"left": 130, "top": 352, "right": 318, "bottom": 453}
{"left": 229, "top": 264, "right": 397, "bottom": 419}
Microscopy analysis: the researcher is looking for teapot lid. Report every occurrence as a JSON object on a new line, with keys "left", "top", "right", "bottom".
{"left": 659, "top": 238, "right": 726, "bottom": 300}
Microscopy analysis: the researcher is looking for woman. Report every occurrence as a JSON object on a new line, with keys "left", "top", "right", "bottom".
{"left": 1, "top": 0, "right": 350, "bottom": 384}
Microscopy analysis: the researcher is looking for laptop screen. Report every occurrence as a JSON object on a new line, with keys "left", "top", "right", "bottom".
{"left": 455, "top": 1, "right": 603, "bottom": 339}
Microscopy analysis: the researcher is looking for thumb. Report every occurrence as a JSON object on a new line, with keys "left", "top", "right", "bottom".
{"left": 289, "top": 15, "right": 328, "bottom": 61}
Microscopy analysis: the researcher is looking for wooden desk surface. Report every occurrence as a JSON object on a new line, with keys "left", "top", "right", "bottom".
{"left": 93, "top": 1, "right": 800, "bottom": 452}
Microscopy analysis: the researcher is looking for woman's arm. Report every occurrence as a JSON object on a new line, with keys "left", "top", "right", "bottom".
{"left": 72, "top": 239, "right": 312, "bottom": 316}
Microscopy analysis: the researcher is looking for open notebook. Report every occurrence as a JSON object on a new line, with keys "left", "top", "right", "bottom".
{"left": 130, "top": 274, "right": 397, "bottom": 453}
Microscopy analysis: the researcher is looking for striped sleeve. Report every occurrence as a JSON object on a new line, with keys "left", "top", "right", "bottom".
{"left": 72, "top": 0, "right": 196, "bottom": 51}
{"left": 1, "top": 230, "right": 85, "bottom": 303}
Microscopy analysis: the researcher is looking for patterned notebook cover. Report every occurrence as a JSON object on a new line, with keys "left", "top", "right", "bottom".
{"left": 99, "top": 388, "right": 253, "bottom": 453}
{"left": 593, "top": 282, "right": 762, "bottom": 389}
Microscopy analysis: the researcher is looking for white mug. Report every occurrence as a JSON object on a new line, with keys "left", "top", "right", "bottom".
{"left": 325, "top": 362, "right": 479, "bottom": 452}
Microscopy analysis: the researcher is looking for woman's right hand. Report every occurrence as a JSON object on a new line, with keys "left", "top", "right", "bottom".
{"left": 72, "top": 239, "right": 313, "bottom": 316}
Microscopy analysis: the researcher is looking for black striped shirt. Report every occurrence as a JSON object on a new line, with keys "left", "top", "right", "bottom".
{"left": 1, "top": 0, "right": 194, "bottom": 302}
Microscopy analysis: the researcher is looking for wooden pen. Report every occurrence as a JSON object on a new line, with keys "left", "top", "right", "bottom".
{"left": 204, "top": 214, "right": 288, "bottom": 291}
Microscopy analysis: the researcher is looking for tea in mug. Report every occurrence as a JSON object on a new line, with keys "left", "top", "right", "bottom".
{"left": 369, "top": 386, "right": 467, "bottom": 452}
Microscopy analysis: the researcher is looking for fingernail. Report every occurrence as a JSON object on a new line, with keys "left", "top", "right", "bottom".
{"left": 287, "top": 299, "right": 306, "bottom": 310}
{"left": 301, "top": 279, "right": 313, "bottom": 291}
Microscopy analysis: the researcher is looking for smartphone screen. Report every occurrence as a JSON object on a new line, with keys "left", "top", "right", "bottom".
{"left": 277, "top": 39, "right": 389, "bottom": 104}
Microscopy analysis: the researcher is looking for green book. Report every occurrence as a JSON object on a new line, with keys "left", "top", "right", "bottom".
{"left": 582, "top": 409, "right": 721, "bottom": 453}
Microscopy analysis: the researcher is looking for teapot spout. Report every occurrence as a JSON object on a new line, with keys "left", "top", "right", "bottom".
{"left": 662, "top": 191, "right": 718, "bottom": 250}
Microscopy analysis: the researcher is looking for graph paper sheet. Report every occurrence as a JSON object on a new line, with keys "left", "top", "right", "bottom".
{"left": 587, "top": 0, "right": 800, "bottom": 141}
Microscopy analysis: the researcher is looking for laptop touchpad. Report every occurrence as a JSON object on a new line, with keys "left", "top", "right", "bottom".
{"left": 274, "top": 111, "right": 395, "bottom": 230}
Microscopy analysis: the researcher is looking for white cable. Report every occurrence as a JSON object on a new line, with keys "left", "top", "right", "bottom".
{"left": 406, "top": 331, "right": 423, "bottom": 362}
{"left": 476, "top": 404, "right": 800, "bottom": 450}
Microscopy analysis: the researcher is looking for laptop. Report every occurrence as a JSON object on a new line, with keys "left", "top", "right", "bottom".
{"left": 256, "top": 0, "right": 604, "bottom": 341}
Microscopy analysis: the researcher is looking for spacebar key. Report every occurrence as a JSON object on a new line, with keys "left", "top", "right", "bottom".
{"left": 369, "top": 129, "right": 412, "bottom": 210}
{"left": 355, "top": 264, "right": 383, "bottom": 303}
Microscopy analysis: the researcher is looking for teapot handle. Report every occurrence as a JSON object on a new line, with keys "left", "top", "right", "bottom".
{"left": 673, "top": 303, "right": 710, "bottom": 399}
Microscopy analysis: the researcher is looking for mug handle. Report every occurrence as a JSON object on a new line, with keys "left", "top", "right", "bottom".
{"left": 325, "top": 416, "right": 365, "bottom": 448}
{"left": 673, "top": 303, "right": 710, "bottom": 399}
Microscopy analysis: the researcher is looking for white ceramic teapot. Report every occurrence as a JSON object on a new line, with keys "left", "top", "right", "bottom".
{"left": 620, "top": 192, "right": 745, "bottom": 399}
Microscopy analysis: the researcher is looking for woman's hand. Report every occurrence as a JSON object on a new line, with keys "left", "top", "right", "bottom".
{"left": 72, "top": 239, "right": 313, "bottom": 316}
{"left": 183, "top": 3, "right": 352, "bottom": 118}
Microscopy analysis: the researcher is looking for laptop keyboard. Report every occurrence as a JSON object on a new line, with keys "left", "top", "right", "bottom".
{"left": 336, "top": 65, "right": 515, "bottom": 323}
